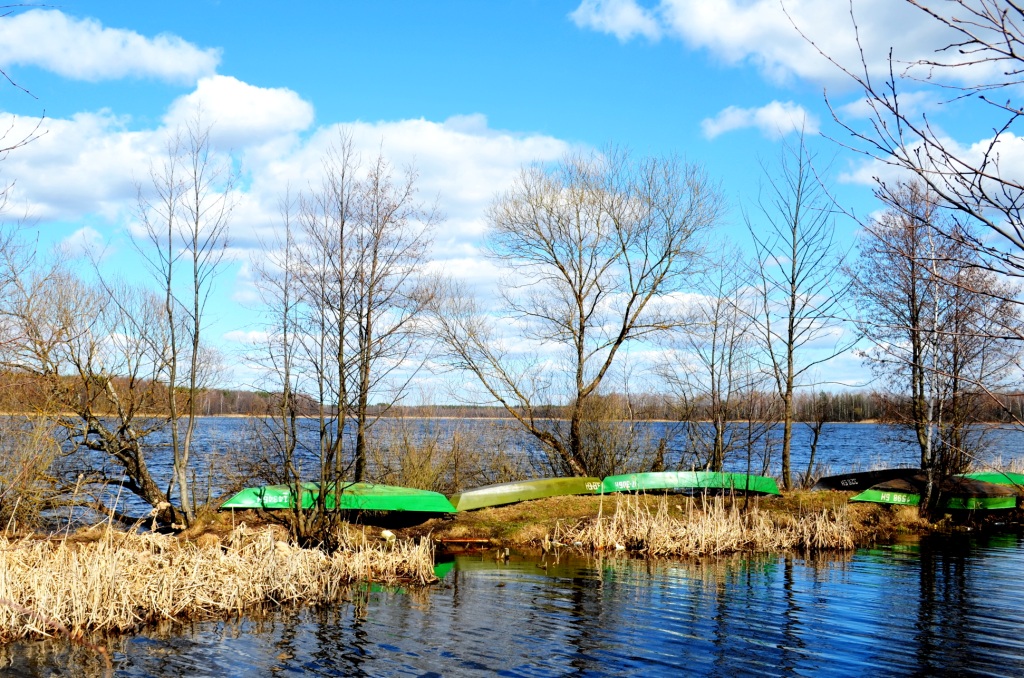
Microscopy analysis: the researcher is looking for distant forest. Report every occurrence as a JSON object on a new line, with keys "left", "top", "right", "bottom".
{"left": 11, "top": 378, "right": 1010, "bottom": 425}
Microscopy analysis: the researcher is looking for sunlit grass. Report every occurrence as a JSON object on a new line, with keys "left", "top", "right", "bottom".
{"left": 552, "top": 494, "right": 856, "bottom": 556}
{"left": 0, "top": 524, "right": 435, "bottom": 642}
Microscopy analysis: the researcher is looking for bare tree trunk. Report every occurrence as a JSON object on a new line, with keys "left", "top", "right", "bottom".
{"left": 748, "top": 131, "right": 850, "bottom": 491}
{"left": 136, "top": 115, "right": 234, "bottom": 527}
{"left": 433, "top": 148, "right": 722, "bottom": 477}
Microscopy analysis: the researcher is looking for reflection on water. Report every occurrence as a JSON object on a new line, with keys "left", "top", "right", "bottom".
{"left": 5, "top": 532, "right": 1024, "bottom": 676}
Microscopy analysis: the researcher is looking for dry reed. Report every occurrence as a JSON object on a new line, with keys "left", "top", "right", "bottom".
{"left": 0, "top": 524, "right": 436, "bottom": 642}
{"left": 553, "top": 495, "right": 855, "bottom": 557}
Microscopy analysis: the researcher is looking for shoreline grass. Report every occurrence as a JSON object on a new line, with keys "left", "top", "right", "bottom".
{"left": 0, "top": 524, "right": 435, "bottom": 643}
{"left": 404, "top": 490, "right": 928, "bottom": 549}
{"left": 0, "top": 488, "right": 997, "bottom": 645}
{"left": 551, "top": 495, "right": 856, "bottom": 556}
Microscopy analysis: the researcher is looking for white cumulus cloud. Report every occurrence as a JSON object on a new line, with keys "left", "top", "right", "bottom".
{"left": 0, "top": 110, "right": 160, "bottom": 221}
{"left": 59, "top": 225, "right": 104, "bottom": 257}
{"left": 0, "top": 9, "right": 219, "bottom": 84}
{"left": 163, "top": 75, "right": 315, "bottom": 148}
{"left": 570, "top": 0, "right": 661, "bottom": 42}
{"left": 701, "top": 101, "right": 817, "bottom": 139}
{"left": 571, "top": 0, "right": 988, "bottom": 90}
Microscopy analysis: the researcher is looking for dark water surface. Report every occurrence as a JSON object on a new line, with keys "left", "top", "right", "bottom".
{"left": 5, "top": 533, "right": 1024, "bottom": 676}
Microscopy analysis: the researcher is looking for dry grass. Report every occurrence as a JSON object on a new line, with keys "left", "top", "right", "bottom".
{"left": 552, "top": 495, "right": 856, "bottom": 557}
{"left": 0, "top": 416, "right": 62, "bottom": 531}
{"left": 366, "top": 417, "right": 531, "bottom": 494}
{"left": 377, "top": 490, "right": 943, "bottom": 553}
{"left": 0, "top": 524, "right": 436, "bottom": 642}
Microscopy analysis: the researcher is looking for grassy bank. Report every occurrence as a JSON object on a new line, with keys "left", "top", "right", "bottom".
{"left": 403, "top": 490, "right": 936, "bottom": 551}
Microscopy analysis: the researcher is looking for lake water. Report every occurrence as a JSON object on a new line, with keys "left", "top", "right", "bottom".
{"left": 106, "top": 417, "right": 1024, "bottom": 517}
{"left": 8, "top": 419, "right": 1024, "bottom": 675}
{"left": 5, "top": 532, "right": 1024, "bottom": 676}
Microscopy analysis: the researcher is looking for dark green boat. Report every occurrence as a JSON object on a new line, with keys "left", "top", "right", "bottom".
{"left": 600, "top": 471, "right": 781, "bottom": 496}
{"left": 220, "top": 481, "right": 457, "bottom": 513}
{"left": 850, "top": 488, "right": 1017, "bottom": 510}
{"left": 812, "top": 468, "right": 922, "bottom": 492}
{"left": 448, "top": 476, "right": 602, "bottom": 512}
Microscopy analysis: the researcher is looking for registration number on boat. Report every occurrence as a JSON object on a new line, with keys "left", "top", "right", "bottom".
{"left": 878, "top": 492, "right": 916, "bottom": 504}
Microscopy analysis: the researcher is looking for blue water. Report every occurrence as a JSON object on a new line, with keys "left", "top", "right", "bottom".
{"left": 6, "top": 532, "right": 1024, "bottom": 676}
{"left": 117, "top": 417, "right": 1024, "bottom": 490}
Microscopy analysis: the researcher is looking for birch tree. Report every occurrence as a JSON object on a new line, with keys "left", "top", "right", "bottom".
{"left": 849, "top": 181, "right": 1021, "bottom": 513}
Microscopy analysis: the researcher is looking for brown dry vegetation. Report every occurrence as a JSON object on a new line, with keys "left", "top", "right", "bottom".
{"left": 0, "top": 524, "right": 435, "bottom": 643}
{"left": 379, "top": 489, "right": 954, "bottom": 554}
{"left": 0, "top": 488, "right": 985, "bottom": 646}
{"left": 553, "top": 496, "right": 856, "bottom": 556}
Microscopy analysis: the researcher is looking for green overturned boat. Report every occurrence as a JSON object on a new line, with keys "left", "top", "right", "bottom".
{"left": 449, "top": 476, "right": 602, "bottom": 512}
{"left": 850, "top": 474, "right": 1019, "bottom": 510}
{"left": 220, "top": 481, "right": 456, "bottom": 513}
{"left": 600, "top": 471, "right": 781, "bottom": 496}
{"left": 850, "top": 488, "right": 1017, "bottom": 510}
{"left": 960, "top": 470, "right": 1024, "bottom": 488}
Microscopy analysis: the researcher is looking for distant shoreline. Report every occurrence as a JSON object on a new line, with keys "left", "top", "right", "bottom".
{"left": 9, "top": 413, "right": 1021, "bottom": 426}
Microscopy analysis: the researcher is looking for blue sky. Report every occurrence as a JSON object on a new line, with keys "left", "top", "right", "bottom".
{"left": 0, "top": 1, "right": 990, "bottom": 393}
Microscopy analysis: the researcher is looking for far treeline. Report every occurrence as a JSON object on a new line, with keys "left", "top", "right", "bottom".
{"left": 35, "top": 380, "right": 1014, "bottom": 427}
{"left": 5, "top": 2, "right": 1024, "bottom": 539}
{"left": 4, "top": 368, "right": 1023, "bottom": 425}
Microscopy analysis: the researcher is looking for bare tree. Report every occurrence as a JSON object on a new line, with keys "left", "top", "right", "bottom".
{"left": 248, "top": 191, "right": 314, "bottom": 539}
{"left": 247, "top": 134, "right": 438, "bottom": 544}
{"left": 134, "top": 116, "right": 234, "bottom": 526}
{"left": 803, "top": 0, "right": 1024, "bottom": 278}
{"left": 0, "top": 244, "right": 185, "bottom": 525}
{"left": 848, "top": 181, "right": 1021, "bottom": 513}
{"left": 295, "top": 137, "right": 356, "bottom": 508}
{"left": 346, "top": 151, "right": 440, "bottom": 480}
{"left": 747, "top": 131, "right": 852, "bottom": 490}
{"left": 662, "top": 250, "right": 772, "bottom": 473}
{"left": 431, "top": 147, "right": 724, "bottom": 477}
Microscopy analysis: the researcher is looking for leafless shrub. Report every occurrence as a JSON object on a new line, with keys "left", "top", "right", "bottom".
{"left": 0, "top": 416, "right": 61, "bottom": 532}
{"left": 366, "top": 417, "right": 530, "bottom": 493}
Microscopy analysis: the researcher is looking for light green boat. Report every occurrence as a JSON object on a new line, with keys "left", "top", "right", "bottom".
{"left": 448, "top": 476, "right": 602, "bottom": 512}
{"left": 850, "top": 487, "right": 1017, "bottom": 510}
{"left": 220, "top": 481, "right": 457, "bottom": 513}
{"left": 600, "top": 471, "right": 781, "bottom": 496}
{"left": 850, "top": 474, "right": 1019, "bottom": 510}
{"left": 960, "top": 471, "right": 1024, "bottom": 487}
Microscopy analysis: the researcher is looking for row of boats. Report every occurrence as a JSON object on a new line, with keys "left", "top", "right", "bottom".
{"left": 220, "top": 471, "right": 782, "bottom": 514}
{"left": 220, "top": 467, "right": 1024, "bottom": 515}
